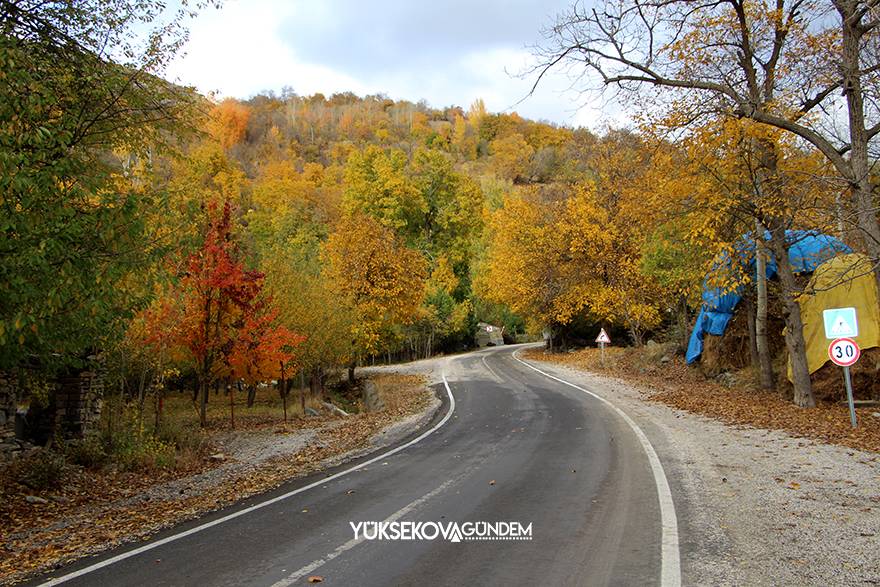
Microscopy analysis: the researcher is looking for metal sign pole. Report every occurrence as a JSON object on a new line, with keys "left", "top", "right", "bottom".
{"left": 600, "top": 342, "right": 605, "bottom": 368}
{"left": 843, "top": 366, "right": 858, "bottom": 428}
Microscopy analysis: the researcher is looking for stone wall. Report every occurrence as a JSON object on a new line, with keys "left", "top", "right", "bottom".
{"left": 0, "top": 369, "right": 104, "bottom": 461}
{"left": 52, "top": 370, "right": 104, "bottom": 440}
{"left": 362, "top": 379, "right": 385, "bottom": 412}
{"left": 0, "top": 373, "right": 30, "bottom": 460}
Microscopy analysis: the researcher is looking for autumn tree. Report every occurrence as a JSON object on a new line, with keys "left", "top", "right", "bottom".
{"left": 534, "top": 0, "right": 875, "bottom": 406}
{"left": 228, "top": 306, "right": 303, "bottom": 424}
{"left": 343, "top": 145, "right": 422, "bottom": 232}
{"left": 0, "top": 0, "right": 212, "bottom": 372}
{"left": 263, "top": 250, "right": 355, "bottom": 400}
{"left": 489, "top": 133, "right": 535, "bottom": 182}
{"left": 209, "top": 99, "right": 251, "bottom": 150}
{"left": 178, "top": 199, "right": 263, "bottom": 427}
{"left": 323, "top": 214, "right": 426, "bottom": 381}
{"left": 481, "top": 185, "right": 664, "bottom": 348}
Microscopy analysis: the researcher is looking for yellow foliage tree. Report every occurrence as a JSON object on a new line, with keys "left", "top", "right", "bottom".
{"left": 489, "top": 133, "right": 534, "bottom": 182}
{"left": 322, "top": 214, "right": 426, "bottom": 379}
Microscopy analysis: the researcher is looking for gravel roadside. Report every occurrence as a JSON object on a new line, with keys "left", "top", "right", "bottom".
{"left": 521, "top": 353, "right": 880, "bottom": 587}
{"left": 1, "top": 372, "right": 442, "bottom": 585}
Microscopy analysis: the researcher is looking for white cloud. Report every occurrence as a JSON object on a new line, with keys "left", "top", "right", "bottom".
{"left": 167, "top": 0, "right": 629, "bottom": 129}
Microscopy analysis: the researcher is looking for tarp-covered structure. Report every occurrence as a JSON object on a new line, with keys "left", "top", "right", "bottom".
{"left": 791, "top": 253, "right": 880, "bottom": 378}
{"left": 686, "top": 231, "right": 851, "bottom": 364}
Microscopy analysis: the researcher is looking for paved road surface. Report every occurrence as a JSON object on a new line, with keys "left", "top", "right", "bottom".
{"left": 34, "top": 345, "right": 675, "bottom": 586}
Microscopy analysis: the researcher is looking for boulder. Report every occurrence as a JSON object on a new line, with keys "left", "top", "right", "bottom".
{"left": 322, "top": 402, "right": 349, "bottom": 417}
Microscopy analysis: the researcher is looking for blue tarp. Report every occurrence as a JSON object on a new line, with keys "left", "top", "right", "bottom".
{"left": 685, "top": 230, "right": 851, "bottom": 364}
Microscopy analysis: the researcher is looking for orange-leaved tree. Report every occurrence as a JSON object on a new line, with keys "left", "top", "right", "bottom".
{"left": 179, "top": 198, "right": 264, "bottom": 427}
{"left": 228, "top": 305, "right": 305, "bottom": 426}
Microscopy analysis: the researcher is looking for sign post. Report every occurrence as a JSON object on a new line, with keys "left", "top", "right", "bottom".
{"left": 823, "top": 307, "right": 860, "bottom": 428}
{"left": 828, "top": 337, "right": 861, "bottom": 428}
{"left": 843, "top": 367, "right": 857, "bottom": 429}
{"left": 595, "top": 328, "right": 611, "bottom": 368}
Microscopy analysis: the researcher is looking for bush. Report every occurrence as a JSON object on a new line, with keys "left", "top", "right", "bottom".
{"left": 102, "top": 423, "right": 177, "bottom": 472}
{"left": 155, "top": 417, "right": 209, "bottom": 457}
{"left": 11, "top": 449, "right": 67, "bottom": 490}
{"left": 65, "top": 436, "right": 108, "bottom": 469}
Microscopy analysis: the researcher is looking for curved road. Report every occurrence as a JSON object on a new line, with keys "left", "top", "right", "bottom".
{"left": 35, "top": 345, "right": 676, "bottom": 586}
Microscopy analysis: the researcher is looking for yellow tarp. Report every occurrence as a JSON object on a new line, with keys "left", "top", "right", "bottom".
{"left": 789, "top": 253, "right": 880, "bottom": 381}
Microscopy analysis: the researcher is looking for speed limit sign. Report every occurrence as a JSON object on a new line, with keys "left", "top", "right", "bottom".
{"left": 828, "top": 337, "right": 861, "bottom": 367}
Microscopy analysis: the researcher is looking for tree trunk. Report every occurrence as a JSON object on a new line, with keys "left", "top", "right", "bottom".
{"left": 136, "top": 367, "right": 148, "bottom": 413}
{"left": 754, "top": 219, "right": 775, "bottom": 391}
{"left": 199, "top": 379, "right": 208, "bottom": 428}
{"left": 228, "top": 379, "right": 235, "bottom": 430}
{"left": 300, "top": 370, "right": 306, "bottom": 413}
{"left": 310, "top": 368, "right": 321, "bottom": 396}
{"left": 745, "top": 295, "right": 760, "bottom": 371}
{"left": 246, "top": 384, "right": 256, "bottom": 408}
{"left": 280, "top": 363, "right": 287, "bottom": 423}
{"left": 839, "top": 13, "right": 880, "bottom": 296}
{"left": 767, "top": 227, "right": 814, "bottom": 407}
{"left": 677, "top": 295, "right": 689, "bottom": 352}
{"left": 348, "top": 362, "right": 356, "bottom": 384}
{"left": 154, "top": 380, "right": 163, "bottom": 432}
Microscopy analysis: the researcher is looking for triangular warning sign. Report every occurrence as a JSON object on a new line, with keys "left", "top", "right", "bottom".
{"left": 831, "top": 316, "right": 853, "bottom": 336}
{"left": 595, "top": 328, "right": 611, "bottom": 344}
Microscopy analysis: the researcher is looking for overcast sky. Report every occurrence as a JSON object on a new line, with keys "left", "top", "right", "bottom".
{"left": 166, "top": 0, "right": 621, "bottom": 129}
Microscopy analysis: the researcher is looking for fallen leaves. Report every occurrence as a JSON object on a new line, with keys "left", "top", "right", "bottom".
{"left": 307, "top": 576, "right": 323, "bottom": 583}
{"left": 525, "top": 348, "right": 880, "bottom": 454}
{"left": 0, "top": 374, "right": 432, "bottom": 584}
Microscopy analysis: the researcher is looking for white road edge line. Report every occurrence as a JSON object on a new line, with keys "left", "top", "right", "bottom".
{"left": 270, "top": 478, "right": 457, "bottom": 586}
{"left": 481, "top": 353, "right": 502, "bottom": 382}
{"left": 512, "top": 349, "right": 681, "bottom": 587}
{"left": 38, "top": 374, "right": 458, "bottom": 587}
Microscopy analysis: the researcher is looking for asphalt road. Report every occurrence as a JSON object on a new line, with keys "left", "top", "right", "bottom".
{"left": 35, "top": 345, "right": 673, "bottom": 587}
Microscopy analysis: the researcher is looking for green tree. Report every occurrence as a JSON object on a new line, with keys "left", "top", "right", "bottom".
{"left": 0, "top": 0, "right": 213, "bottom": 371}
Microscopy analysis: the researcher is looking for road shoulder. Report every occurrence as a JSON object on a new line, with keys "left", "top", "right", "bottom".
{"left": 520, "top": 352, "right": 880, "bottom": 587}
{"left": 3, "top": 372, "right": 444, "bottom": 586}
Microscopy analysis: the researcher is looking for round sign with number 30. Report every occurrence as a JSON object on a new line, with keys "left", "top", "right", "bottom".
{"left": 828, "top": 337, "right": 861, "bottom": 367}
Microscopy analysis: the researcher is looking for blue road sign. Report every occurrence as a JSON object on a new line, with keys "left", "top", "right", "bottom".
{"left": 822, "top": 307, "right": 858, "bottom": 339}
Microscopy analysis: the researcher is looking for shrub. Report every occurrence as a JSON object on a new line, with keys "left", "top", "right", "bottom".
{"left": 65, "top": 436, "right": 108, "bottom": 469}
{"left": 11, "top": 449, "right": 66, "bottom": 490}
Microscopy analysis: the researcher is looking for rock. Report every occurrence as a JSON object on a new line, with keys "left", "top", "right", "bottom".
{"left": 26, "top": 495, "right": 48, "bottom": 504}
{"left": 660, "top": 355, "right": 671, "bottom": 364}
{"left": 647, "top": 339, "right": 659, "bottom": 348}
{"left": 209, "top": 453, "right": 226, "bottom": 462}
{"left": 322, "top": 402, "right": 349, "bottom": 417}
{"left": 715, "top": 372, "right": 737, "bottom": 388}
{"left": 304, "top": 407, "right": 320, "bottom": 417}
{"left": 362, "top": 380, "right": 385, "bottom": 412}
